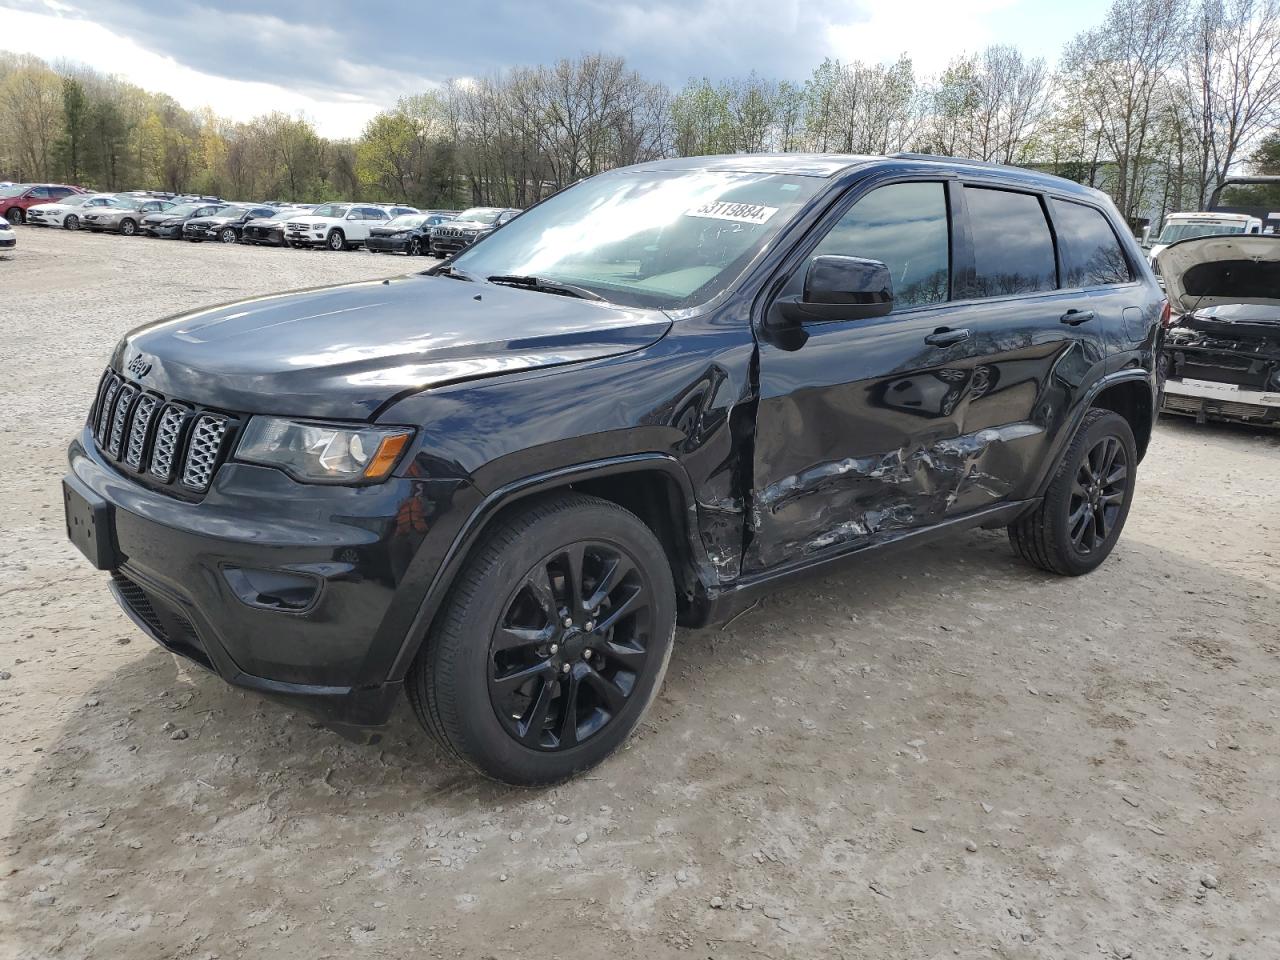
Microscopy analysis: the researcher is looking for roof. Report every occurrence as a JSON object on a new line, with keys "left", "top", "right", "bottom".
{"left": 621, "top": 152, "right": 1106, "bottom": 200}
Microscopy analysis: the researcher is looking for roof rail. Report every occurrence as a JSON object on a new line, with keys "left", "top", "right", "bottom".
{"left": 888, "top": 152, "right": 1010, "bottom": 169}
{"left": 1208, "top": 175, "right": 1280, "bottom": 209}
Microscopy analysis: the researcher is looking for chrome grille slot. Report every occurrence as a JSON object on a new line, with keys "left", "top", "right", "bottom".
{"left": 149, "top": 404, "right": 189, "bottom": 482}
{"left": 88, "top": 367, "right": 239, "bottom": 496}
{"left": 107, "top": 384, "right": 137, "bottom": 457}
{"left": 181, "top": 414, "right": 230, "bottom": 491}
{"left": 96, "top": 376, "right": 122, "bottom": 444}
{"left": 125, "top": 394, "right": 159, "bottom": 469}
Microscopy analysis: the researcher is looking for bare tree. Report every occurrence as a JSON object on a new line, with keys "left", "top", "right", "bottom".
{"left": 1184, "top": 0, "right": 1280, "bottom": 204}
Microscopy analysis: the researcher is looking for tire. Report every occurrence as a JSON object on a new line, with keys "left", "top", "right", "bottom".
{"left": 407, "top": 493, "right": 676, "bottom": 786}
{"left": 219, "top": 227, "right": 237, "bottom": 243}
{"left": 327, "top": 229, "right": 347, "bottom": 251}
{"left": 119, "top": 218, "right": 137, "bottom": 236}
{"left": 369, "top": 246, "right": 381, "bottom": 254}
{"left": 5, "top": 207, "right": 23, "bottom": 224}
{"left": 408, "top": 237, "right": 422, "bottom": 256}
{"left": 1008, "top": 408, "right": 1137, "bottom": 576}
{"left": 63, "top": 214, "right": 79, "bottom": 231}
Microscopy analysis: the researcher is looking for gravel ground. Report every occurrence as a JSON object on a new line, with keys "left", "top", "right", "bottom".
{"left": 1, "top": 227, "right": 1278, "bottom": 959}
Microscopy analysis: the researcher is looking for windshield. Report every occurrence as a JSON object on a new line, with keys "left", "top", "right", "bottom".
{"left": 309, "top": 203, "right": 350, "bottom": 218}
{"left": 56, "top": 194, "right": 91, "bottom": 207}
{"left": 269, "top": 209, "right": 300, "bottom": 220}
{"left": 213, "top": 206, "right": 248, "bottom": 218}
{"left": 0, "top": 184, "right": 29, "bottom": 198}
{"left": 451, "top": 169, "right": 822, "bottom": 309}
{"left": 456, "top": 207, "right": 502, "bottom": 224}
{"left": 1158, "top": 221, "right": 1247, "bottom": 244}
{"left": 164, "top": 203, "right": 205, "bottom": 217}
{"left": 387, "top": 214, "right": 427, "bottom": 229}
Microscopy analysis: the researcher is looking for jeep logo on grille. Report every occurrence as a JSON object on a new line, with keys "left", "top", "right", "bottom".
{"left": 127, "top": 355, "right": 152, "bottom": 378}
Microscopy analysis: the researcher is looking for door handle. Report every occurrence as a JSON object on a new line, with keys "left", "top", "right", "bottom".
{"left": 924, "top": 327, "right": 971, "bottom": 347}
{"left": 1060, "top": 309, "right": 1095, "bottom": 325}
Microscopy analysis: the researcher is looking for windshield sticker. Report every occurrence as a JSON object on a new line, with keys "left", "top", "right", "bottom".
{"left": 686, "top": 201, "right": 778, "bottom": 225}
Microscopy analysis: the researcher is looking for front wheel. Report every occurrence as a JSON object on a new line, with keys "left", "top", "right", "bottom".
{"left": 327, "top": 229, "right": 347, "bottom": 251}
{"left": 408, "top": 237, "right": 423, "bottom": 256}
{"left": 408, "top": 493, "right": 676, "bottom": 786}
{"left": 219, "top": 227, "right": 237, "bottom": 243}
{"left": 1008, "top": 408, "right": 1137, "bottom": 576}
{"left": 5, "top": 207, "right": 23, "bottom": 224}
{"left": 119, "top": 218, "right": 137, "bottom": 236}
{"left": 63, "top": 214, "right": 79, "bottom": 230}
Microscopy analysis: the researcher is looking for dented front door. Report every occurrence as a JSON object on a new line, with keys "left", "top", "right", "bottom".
{"left": 746, "top": 304, "right": 986, "bottom": 571}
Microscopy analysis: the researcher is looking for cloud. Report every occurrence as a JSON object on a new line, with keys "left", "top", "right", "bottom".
{"left": 0, "top": 0, "right": 1077, "bottom": 137}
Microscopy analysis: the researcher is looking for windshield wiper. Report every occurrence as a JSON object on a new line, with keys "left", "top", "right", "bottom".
{"left": 485, "top": 274, "right": 605, "bottom": 301}
{"left": 435, "top": 264, "right": 476, "bottom": 281}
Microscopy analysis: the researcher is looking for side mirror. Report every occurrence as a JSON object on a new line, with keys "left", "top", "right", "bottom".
{"left": 778, "top": 255, "right": 894, "bottom": 323}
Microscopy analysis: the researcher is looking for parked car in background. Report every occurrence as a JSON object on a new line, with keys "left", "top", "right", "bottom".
{"left": 183, "top": 204, "right": 277, "bottom": 243}
{"left": 428, "top": 206, "right": 520, "bottom": 257}
{"left": 26, "top": 193, "right": 119, "bottom": 229}
{"left": 0, "top": 216, "right": 14, "bottom": 252}
{"left": 2, "top": 183, "right": 87, "bottom": 223}
{"left": 284, "top": 203, "right": 393, "bottom": 250}
{"left": 141, "top": 202, "right": 226, "bottom": 238}
{"left": 241, "top": 207, "right": 313, "bottom": 246}
{"left": 63, "top": 153, "right": 1162, "bottom": 785}
{"left": 83, "top": 197, "right": 175, "bottom": 236}
{"left": 1157, "top": 235, "right": 1280, "bottom": 428}
{"left": 366, "top": 212, "right": 454, "bottom": 255}
{"left": 374, "top": 204, "right": 421, "bottom": 218}
{"left": 1147, "top": 211, "right": 1263, "bottom": 267}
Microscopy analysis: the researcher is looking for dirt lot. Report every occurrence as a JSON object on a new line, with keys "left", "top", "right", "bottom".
{"left": 1, "top": 227, "right": 1277, "bottom": 959}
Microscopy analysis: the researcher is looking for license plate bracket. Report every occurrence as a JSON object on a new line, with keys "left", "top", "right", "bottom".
{"left": 63, "top": 476, "right": 119, "bottom": 570}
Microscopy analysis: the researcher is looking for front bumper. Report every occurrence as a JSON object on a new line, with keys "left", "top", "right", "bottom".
{"left": 429, "top": 235, "right": 476, "bottom": 256}
{"left": 285, "top": 229, "right": 327, "bottom": 247}
{"left": 243, "top": 227, "right": 284, "bottom": 245}
{"left": 366, "top": 236, "right": 411, "bottom": 253}
{"left": 1162, "top": 378, "right": 1280, "bottom": 426}
{"left": 143, "top": 222, "right": 184, "bottom": 238}
{"left": 183, "top": 225, "right": 215, "bottom": 241}
{"left": 65, "top": 429, "right": 475, "bottom": 728}
{"left": 0, "top": 233, "right": 14, "bottom": 248}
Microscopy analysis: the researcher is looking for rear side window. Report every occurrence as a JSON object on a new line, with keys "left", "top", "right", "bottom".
{"left": 1051, "top": 199, "right": 1131, "bottom": 287}
{"left": 962, "top": 187, "right": 1056, "bottom": 298}
{"left": 811, "top": 181, "right": 950, "bottom": 310}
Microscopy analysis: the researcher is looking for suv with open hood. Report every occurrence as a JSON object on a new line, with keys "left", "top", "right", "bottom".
{"left": 63, "top": 154, "right": 1162, "bottom": 785}
{"left": 1157, "top": 235, "right": 1280, "bottom": 427}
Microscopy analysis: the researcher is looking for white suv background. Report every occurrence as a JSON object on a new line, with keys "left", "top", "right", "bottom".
{"left": 284, "top": 203, "right": 408, "bottom": 251}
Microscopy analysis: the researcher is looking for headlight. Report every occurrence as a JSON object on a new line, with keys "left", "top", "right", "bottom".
{"left": 236, "top": 418, "right": 413, "bottom": 483}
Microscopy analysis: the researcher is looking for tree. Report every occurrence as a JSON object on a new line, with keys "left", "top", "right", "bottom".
{"left": 53, "top": 76, "right": 87, "bottom": 182}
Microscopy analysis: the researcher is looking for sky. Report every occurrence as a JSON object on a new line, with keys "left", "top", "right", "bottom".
{"left": 0, "top": 0, "right": 1113, "bottom": 138}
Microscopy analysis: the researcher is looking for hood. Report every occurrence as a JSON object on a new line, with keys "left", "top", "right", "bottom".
{"left": 187, "top": 215, "right": 233, "bottom": 226}
{"left": 438, "top": 219, "right": 493, "bottom": 230}
{"left": 1157, "top": 235, "right": 1280, "bottom": 313}
{"left": 114, "top": 273, "right": 671, "bottom": 420}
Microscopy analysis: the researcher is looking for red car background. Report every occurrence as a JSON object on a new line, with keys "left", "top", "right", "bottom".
{"left": 1, "top": 183, "right": 87, "bottom": 223}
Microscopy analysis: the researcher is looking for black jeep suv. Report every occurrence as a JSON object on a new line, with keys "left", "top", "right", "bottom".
{"left": 63, "top": 154, "right": 1163, "bottom": 785}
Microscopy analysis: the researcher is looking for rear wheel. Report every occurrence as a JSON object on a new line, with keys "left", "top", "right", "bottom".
{"left": 119, "top": 218, "right": 137, "bottom": 236}
{"left": 63, "top": 214, "right": 79, "bottom": 230}
{"left": 1008, "top": 408, "right": 1137, "bottom": 576}
{"left": 408, "top": 494, "right": 676, "bottom": 786}
{"left": 327, "top": 229, "right": 347, "bottom": 251}
{"left": 218, "top": 227, "right": 237, "bottom": 243}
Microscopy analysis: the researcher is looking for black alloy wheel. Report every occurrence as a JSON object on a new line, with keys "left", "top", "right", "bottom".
{"left": 1008, "top": 408, "right": 1137, "bottom": 576}
{"left": 408, "top": 237, "right": 422, "bottom": 256}
{"left": 63, "top": 214, "right": 79, "bottom": 230}
{"left": 408, "top": 493, "right": 676, "bottom": 785}
{"left": 488, "top": 541, "right": 654, "bottom": 752}
{"left": 1067, "top": 435, "right": 1128, "bottom": 554}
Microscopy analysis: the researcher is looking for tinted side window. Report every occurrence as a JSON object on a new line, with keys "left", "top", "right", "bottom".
{"left": 811, "top": 181, "right": 950, "bottom": 310}
{"left": 1051, "top": 199, "right": 1131, "bottom": 287}
{"left": 962, "top": 187, "right": 1056, "bottom": 298}
{"left": 30, "top": 187, "right": 50, "bottom": 199}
